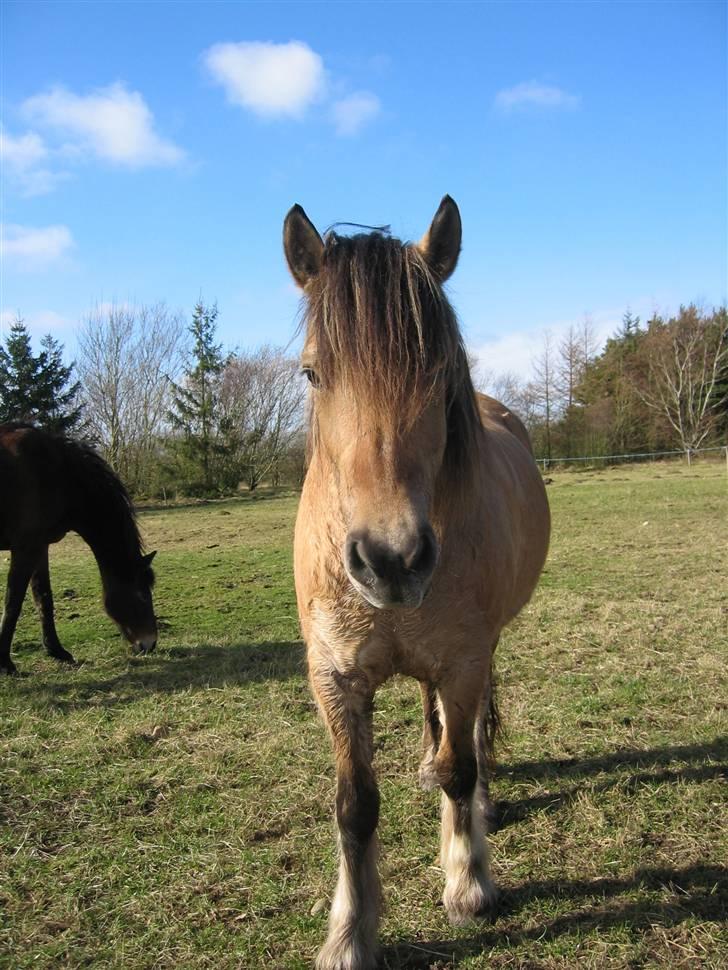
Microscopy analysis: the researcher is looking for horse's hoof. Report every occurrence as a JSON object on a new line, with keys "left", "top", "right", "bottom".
{"left": 1, "top": 660, "right": 20, "bottom": 677}
{"left": 49, "top": 649, "right": 77, "bottom": 665}
{"left": 443, "top": 870, "right": 498, "bottom": 926}
{"left": 315, "top": 939, "right": 379, "bottom": 970}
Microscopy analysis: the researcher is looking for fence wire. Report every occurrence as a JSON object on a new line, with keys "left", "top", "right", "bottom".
{"left": 537, "top": 444, "right": 728, "bottom": 471}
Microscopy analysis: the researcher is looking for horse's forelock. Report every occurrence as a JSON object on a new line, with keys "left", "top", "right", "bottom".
{"left": 304, "top": 231, "right": 471, "bottom": 430}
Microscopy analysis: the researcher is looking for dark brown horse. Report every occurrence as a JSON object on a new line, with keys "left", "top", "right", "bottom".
{"left": 0, "top": 423, "right": 158, "bottom": 675}
{"left": 284, "top": 196, "right": 550, "bottom": 969}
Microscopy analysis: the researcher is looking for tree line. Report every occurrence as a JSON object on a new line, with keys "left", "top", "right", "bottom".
{"left": 478, "top": 306, "right": 727, "bottom": 461}
{"left": 1, "top": 301, "right": 725, "bottom": 495}
{"left": 0, "top": 301, "right": 306, "bottom": 497}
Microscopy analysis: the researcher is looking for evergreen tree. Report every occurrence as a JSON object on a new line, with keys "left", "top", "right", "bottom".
{"left": 575, "top": 310, "right": 651, "bottom": 454}
{"left": 709, "top": 307, "right": 728, "bottom": 439}
{"left": 0, "top": 316, "right": 82, "bottom": 432}
{"left": 36, "top": 334, "right": 83, "bottom": 432}
{"left": 618, "top": 309, "right": 642, "bottom": 346}
{"left": 167, "top": 301, "right": 227, "bottom": 494}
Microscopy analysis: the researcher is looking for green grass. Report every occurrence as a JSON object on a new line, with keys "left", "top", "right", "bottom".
{"left": 1, "top": 465, "right": 726, "bottom": 968}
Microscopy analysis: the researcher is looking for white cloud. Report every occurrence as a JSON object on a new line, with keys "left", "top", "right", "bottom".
{"left": 494, "top": 81, "right": 580, "bottom": 113}
{"left": 28, "top": 309, "right": 74, "bottom": 332}
{"left": 1, "top": 223, "right": 74, "bottom": 270}
{"left": 0, "top": 126, "right": 64, "bottom": 196}
{"left": 330, "top": 92, "right": 381, "bottom": 136}
{"left": 0, "top": 309, "right": 19, "bottom": 331}
{"left": 1, "top": 127, "right": 46, "bottom": 168}
{"left": 203, "top": 41, "right": 325, "bottom": 118}
{"left": 471, "top": 313, "right": 617, "bottom": 383}
{"left": 22, "top": 83, "right": 184, "bottom": 167}
{"left": 0, "top": 308, "right": 72, "bottom": 336}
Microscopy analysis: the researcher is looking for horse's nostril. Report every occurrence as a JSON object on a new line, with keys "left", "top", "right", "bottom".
{"left": 348, "top": 540, "right": 366, "bottom": 572}
{"left": 408, "top": 530, "right": 437, "bottom": 576}
{"left": 346, "top": 533, "right": 384, "bottom": 582}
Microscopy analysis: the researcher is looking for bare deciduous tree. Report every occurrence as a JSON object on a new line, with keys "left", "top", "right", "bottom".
{"left": 77, "top": 302, "right": 186, "bottom": 494}
{"left": 637, "top": 306, "right": 728, "bottom": 453}
{"left": 531, "top": 330, "right": 558, "bottom": 460}
{"left": 474, "top": 368, "right": 526, "bottom": 413}
{"left": 578, "top": 313, "right": 600, "bottom": 369}
{"left": 220, "top": 346, "right": 306, "bottom": 490}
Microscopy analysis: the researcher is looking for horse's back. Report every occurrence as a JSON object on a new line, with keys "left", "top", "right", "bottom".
{"left": 476, "top": 393, "right": 533, "bottom": 455}
{"left": 0, "top": 424, "right": 69, "bottom": 550}
{"left": 471, "top": 393, "right": 550, "bottom": 625}
{"left": 0, "top": 425, "right": 29, "bottom": 547}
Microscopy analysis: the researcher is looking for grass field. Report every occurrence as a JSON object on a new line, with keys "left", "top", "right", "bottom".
{"left": 1, "top": 462, "right": 726, "bottom": 969}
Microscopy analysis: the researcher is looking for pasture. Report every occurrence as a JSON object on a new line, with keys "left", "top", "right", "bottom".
{"left": 1, "top": 463, "right": 726, "bottom": 969}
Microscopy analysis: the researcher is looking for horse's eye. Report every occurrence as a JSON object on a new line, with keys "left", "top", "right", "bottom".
{"left": 302, "top": 367, "right": 320, "bottom": 388}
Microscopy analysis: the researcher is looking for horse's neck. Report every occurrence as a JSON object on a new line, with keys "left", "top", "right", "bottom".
{"left": 72, "top": 482, "right": 135, "bottom": 582}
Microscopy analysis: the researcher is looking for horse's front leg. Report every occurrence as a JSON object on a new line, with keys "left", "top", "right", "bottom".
{"left": 0, "top": 549, "right": 38, "bottom": 675}
{"left": 31, "top": 547, "right": 75, "bottom": 664}
{"left": 435, "top": 676, "right": 497, "bottom": 925}
{"left": 311, "top": 661, "right": 381, "bottom": 970}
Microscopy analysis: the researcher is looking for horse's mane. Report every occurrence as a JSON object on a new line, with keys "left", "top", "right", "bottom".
{"left": 303, "top": 231, "right": 482, "bottom": 475}
{"left": 55, "top": 433, "right": 150, "bottom": 581}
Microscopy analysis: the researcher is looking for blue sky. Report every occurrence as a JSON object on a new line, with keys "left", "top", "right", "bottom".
{"left": 2, "top": 0, "right": 726, "bottom": 378}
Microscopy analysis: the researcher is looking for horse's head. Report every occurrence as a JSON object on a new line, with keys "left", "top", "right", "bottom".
{"left": 285, "top": 196, "right": 478, "bottom": 610}
{"left": 103, "top": 550, "right": 158, "bottom": 653}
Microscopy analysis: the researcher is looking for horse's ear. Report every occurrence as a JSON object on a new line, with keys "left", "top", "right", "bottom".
{"left": 417, "top": 195, "right": 462, "bottom": 282}
{"left": 284, "top": 204, "right": 324, "bottom": 288}
{"left": 143, "top": 551, "right": 157, "bottom": 566}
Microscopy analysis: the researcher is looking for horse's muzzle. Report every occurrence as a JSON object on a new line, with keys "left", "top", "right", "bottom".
{"left": 133, "top": 636, "right": 158, "bottom": 655}
{"left": 344, "top": 527, "right": 439, "bottom": 609}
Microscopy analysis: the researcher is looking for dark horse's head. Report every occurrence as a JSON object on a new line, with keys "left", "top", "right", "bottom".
{"left": 69, "top": 439, "right": 160, "bottom": 654}
{"left": 103, "top": 550, "right": 158, "bottom": 654}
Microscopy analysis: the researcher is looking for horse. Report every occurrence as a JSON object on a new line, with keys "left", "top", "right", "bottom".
{"left": 0, "top": 423, "right": 158, "bottom": 676}
{"left": 283, "top": 196, "right": 550, "bottom": 970}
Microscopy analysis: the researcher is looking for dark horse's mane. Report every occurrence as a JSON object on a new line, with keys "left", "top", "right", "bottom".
{"left": 302, "top": 231, "right": 482, "bottom": 476}
{"left": 73, "top": 440, "right": 148, "bottom": 568}
{"left": 6, "top": 422, "right": 151, "bottom": 582}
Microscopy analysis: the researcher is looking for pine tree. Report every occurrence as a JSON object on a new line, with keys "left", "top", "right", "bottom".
{"left": 167, "top": 301, "right": 227, "bottom": 494}
{"left": 0, "top": 319, "right": 37, "bottom": 422}
{"left": 711, "top": 308, "right": 728, "bottom": 438}
{"left": 36, "top": 334, "right": 83, "bottom": 432}
{"left": 618, "top": 309, "right": 642, "bottom": 346}
{"left": 0, "top": 316, "right": 82, "bottom": 432}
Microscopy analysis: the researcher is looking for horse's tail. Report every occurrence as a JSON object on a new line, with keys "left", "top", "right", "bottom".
{"left": 480, "top": 658, "right": 502, "bottom": 770}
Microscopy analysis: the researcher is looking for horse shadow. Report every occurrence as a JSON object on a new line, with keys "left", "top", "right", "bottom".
{"left": 491, "top": 737, "right": 728, "bottom": 830}
{"left": 383, "top": 861, "right": 726, "bottom": 968}
{"left": 384, "top": 735, "right": 727, "bottom": 968}
{"left": 7, "top": 639, "right": 307, "bottom": 712}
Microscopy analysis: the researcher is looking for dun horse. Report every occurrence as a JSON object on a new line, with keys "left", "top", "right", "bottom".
{"left": 0, "top": 423, "right": 158, "bottom": 675}
{"left": 284, "top": 196, "right": 550, "bottom": 969}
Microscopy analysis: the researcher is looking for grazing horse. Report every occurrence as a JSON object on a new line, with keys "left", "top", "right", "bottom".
{"left": 0, "top": 423, "right": 158, "bottom": 675}
{"left": 284, "top": 196, "right": 550, "bottom": 970}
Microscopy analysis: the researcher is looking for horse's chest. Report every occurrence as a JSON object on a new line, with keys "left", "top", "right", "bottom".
{"left": 307, "top": 598, "right": 473, "bottom": 685}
